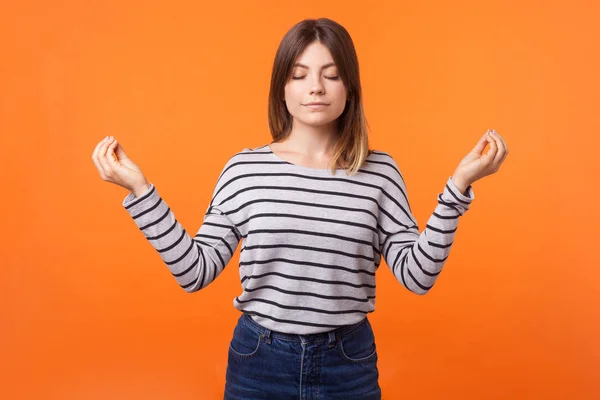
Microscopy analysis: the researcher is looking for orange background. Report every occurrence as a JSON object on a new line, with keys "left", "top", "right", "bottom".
{"left": 1, "top": 0, "right": 599, "bottom": 399}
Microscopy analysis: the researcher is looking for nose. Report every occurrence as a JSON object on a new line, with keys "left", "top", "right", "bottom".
{"left": 309, "top": 75, "right": 325, "bottom": 95}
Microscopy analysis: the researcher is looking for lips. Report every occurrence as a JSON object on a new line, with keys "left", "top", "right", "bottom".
{"left": 304, "top": 103, "right": 329, "bottom": 110}
{"left": 304, "top": 102, "right": 329, "bottom": 106}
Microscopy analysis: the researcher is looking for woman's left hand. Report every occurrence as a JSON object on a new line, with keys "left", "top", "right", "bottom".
{"left": 451, "top": 129, "right": 509, "bottom": 192}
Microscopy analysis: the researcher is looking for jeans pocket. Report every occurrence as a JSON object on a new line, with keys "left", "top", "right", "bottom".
{"left": 338, "top": 318, "right": 377, "bottom": 363}
{"left": 228, "top": 319, "right": 262, "bottom": 358}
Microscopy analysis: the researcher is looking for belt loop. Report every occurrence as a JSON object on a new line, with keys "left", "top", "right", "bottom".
{"left": 262, "top": 328, "right": 272, "bottom": 344}
{"left": 328, "top": 331, "right": 336, "bottom": 348}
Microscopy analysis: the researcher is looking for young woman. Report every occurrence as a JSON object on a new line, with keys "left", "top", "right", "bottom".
{"left": 92, "top": 17, "right": 508, "bottom": 400}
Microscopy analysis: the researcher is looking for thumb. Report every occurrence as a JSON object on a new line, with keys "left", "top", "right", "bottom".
{"left": 113, "top": 139, "right": 129, "bottom": 161}
{"left": 472, "top": 130, "right": 492, "bottom": 154}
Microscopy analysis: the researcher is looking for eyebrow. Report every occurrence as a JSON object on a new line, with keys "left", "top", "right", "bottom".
{"left": 293, "top": 62, "right": 337, "bottom": 70}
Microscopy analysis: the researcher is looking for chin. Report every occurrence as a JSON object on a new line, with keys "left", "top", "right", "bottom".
{"left": 299, "top": 115, "right": 338, "bottom": 126}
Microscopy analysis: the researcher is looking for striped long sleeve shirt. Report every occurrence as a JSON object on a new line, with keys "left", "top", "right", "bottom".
{"left": 122, "top": 143, "right": 474, "bottom": 334}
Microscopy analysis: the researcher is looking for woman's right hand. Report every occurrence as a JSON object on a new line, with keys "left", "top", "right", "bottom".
{"left": 92, "top": 136, "right": 149, "bottom": 195}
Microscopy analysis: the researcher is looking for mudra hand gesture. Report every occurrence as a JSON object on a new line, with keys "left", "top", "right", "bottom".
{"left": 451, "top": 129, "right": 509, "bottom": 193}
{"left": 91, "top": 136, "right": 150, "bottom": 196}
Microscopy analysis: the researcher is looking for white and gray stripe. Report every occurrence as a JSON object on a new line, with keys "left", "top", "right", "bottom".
{"left": 123, "top": 144, "right": 474, "bottom": 334}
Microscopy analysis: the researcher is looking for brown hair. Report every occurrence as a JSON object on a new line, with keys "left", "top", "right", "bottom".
{"left": 267, "top": 18, "right": 373, "bottom": 176}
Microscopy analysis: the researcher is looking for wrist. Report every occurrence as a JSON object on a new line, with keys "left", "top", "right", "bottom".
{"left": 451, "top": 176, "right": 470, "bottom": 195}
{"left": 132, "top": 181, "right": 151, "bottom": 198}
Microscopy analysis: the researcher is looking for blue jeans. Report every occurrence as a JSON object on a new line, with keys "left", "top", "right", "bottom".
{"left": 224, "top": 313, "right": 382, "bottom": 399}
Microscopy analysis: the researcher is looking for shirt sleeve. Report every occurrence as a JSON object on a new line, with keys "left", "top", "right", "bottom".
{"left": 377, "top": 155, "right": 474, "bottom": 295}
{"left": 121, "top": 160, "right": 241, "bottom": 293}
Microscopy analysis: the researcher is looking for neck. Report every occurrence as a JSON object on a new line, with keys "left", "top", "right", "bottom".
{"left": 282, "top": 119, "right": 340, "bottom": 157}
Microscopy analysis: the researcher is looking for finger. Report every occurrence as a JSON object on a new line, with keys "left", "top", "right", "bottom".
{"left": 497, "top": 136, "right": 509, "bottom": 166}
{"left": 493, "top": 129, "right": 509, "bottom": 153}
{"left": 92, "top": 136, "right": 110, "bottom": 176}
{"left": 490, "top": 130, "right": 506, "bottom": 166}
{"left": 498, "top": 150, "right": 508, "bottom": 167}
{"left": 92, "top": 136, "right": 102, "bottom": 157}
{"left": 107, "top": 139, "right": 119, "bottom": 165}
{"left": 472, "top": 130, "right": 492, "bottom": 154}
{"left": 113, "top": 139, "right": 128, "bottom": 160}
{"left": 484, "top": 130, "right": 498, "bottom": 164}
{"left": 92, "top": 136, "right": 108, "bottom": 162}
{"left": 98, "top": 137, "right": 115, "bottom": 178}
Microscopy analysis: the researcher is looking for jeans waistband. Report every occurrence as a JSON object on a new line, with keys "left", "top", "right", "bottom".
{"left": 240, "top": 312, "right": 368, "bottom": 345}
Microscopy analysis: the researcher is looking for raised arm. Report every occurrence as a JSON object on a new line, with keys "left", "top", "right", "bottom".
{"left": 378, "top": 129, "right": 508, "bottom": 294}
{"left": 377, "top": 163, "right": 474, "bottom": 295}
{"left": 92, "top": 135, "right": 240, "bottom": 293}
{"left": 122, "top": 178, "right": 241, "bottom": 293}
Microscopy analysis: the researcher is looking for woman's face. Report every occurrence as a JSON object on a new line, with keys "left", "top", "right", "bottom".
{"left": 283, "top": 41, "right": 348, "bottom": 128}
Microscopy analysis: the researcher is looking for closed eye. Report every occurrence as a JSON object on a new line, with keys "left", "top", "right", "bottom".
{"left": 292, "top": 76, "right": 340, "bottom": 80}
